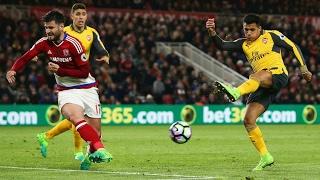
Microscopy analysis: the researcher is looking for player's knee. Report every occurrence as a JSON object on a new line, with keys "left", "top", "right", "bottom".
{"left": 64, "top": 112, "right": 83, "bottom": 122}
{"left": 251, "top": 71, "right": 270, "bottom": 79}
{"left": 243, "top": 116, "right": 256, "bottom": 129}
{"left": 249, "top": 73, "right": 260, "bottom": 81}
{"left": 251, "top": 71, "right": 272, "bottom": 87}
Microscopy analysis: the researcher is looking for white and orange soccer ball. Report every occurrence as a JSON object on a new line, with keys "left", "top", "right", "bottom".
{"left": 169, "top": 121, "right": 192, "bottom": 144}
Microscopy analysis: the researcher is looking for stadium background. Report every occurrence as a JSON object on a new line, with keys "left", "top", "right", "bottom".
{"left": 0, "top": 1, "right": 319, "bottom": 179}
{"left": 0, "top": 1, "right": 319, "bottom": 125}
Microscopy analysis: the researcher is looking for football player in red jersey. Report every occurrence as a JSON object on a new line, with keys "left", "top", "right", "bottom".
{"left": 35, "top": 3, "right": 110, "bottom": 170}
{"left": 6, "top": 10, "right": 112, "bottom": 168}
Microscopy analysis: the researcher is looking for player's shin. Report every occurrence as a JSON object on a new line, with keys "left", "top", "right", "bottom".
{"left": 75, "top": 120, "right": 104, "bottom": 151}
{"left": 237, "top": 77, "right": 260, "bottom": 96}
{"left": 72, "top": 125, "right": 83, "bottom": 153}
{"left": 248, "top": 126, "right": 268, "bottom": 155}
{"left": 46, "top": 119, "right": 73, "bottom": 139}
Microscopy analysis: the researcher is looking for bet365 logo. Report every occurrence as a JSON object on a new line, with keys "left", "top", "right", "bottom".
{"left": 302, "top": 105, "right": 317, "bottom": 124}
{"left": 45, "top": 105, "right": 63, "bottom": 126}
{"left": 180, "top": 105, "right": 196, "bottom": 124}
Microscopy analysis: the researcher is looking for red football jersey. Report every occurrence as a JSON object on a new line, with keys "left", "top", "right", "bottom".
{"left": 11, "top": 33, "right": 96, "bottom": 89}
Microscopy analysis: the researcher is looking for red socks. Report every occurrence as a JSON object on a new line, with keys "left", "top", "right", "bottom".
{"left": 75, "top": 120, "right": 104, "bottom": 152}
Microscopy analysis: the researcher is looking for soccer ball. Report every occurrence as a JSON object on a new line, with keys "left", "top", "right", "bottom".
{"left": 169, "top": 121, "right": 192, "bottom": 144}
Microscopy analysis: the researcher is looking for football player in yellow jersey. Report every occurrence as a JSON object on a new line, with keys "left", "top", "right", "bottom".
{"left": 206, "top": 15, "right": 312, "bottom": 171}
{"left": 36, "top": 3, "right": 110, "bottom": 170}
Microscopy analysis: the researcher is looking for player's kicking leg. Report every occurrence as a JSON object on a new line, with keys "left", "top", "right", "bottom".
{"left": 215, "top": 74, "right": 263, "bottom": 102}
{"left": 215, "top": 81, "right": 240, "bottom": 102}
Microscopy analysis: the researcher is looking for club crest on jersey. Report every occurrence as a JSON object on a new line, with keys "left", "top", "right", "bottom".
{"left": 81, "top": 53, "right": 87, "bottom": 61}
{"left": 279, "top": 34, "right": 286, "bottom": 40}
{"left": 87, "top": 35, "right": 92, "bottom": 41}
{"left": 63, "top": 49, "right": 70, "bottom": 56}
{"left": 262, "top": 38, "right": 268, "bottom": 44}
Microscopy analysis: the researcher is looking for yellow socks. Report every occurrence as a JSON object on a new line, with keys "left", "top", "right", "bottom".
{"left": 248, "top": 126, "right": 268, "bottom": 156}
{"left": 72, "top": 125, "right": 83, "bottom": 153}
{"left": 45, "top": 119, "right": 72, "bottom": 139}
{"left": 237, "top": 78, "right": 260, "bottom": 96}
{"left": 45, "top": 119, "right": 83, "bottom": 153}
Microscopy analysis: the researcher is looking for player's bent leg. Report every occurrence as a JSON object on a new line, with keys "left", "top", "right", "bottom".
{"left": 251, "top": 70, "right": 273, "bottom": 88}
{"left": 61, "top": 103, "right": 101, "bottom": 153}
{"left": 61, "top": 94, "right": 110, "bottom": 165}
{"left": 85, "top": 114, "right": 111, "bottom": 164}
{"left": 215, "top": 81, "right": 240, "bottom": 102}
{"left": 36, "top": 132, "right": 48, "bottom": 158}
{"left": 85, "top": 113, "right": 110, "bottom": 165}
{"left": 235, "top": 71, "right": 272, "bottom": 99}
{"left": 62, "top": 104, "right": 109, "bottom": 164}
{"left": 237, "top": 77, "right": 260, "bottom": 96}
{"left": 46, "top": 119, "right": 73, "bottom": 139}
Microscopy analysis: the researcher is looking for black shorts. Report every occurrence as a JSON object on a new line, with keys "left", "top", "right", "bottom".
{"left": 246, "top": 73, "right": 288, "bottom": 109}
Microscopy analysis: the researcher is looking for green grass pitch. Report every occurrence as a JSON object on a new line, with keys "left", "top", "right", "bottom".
{"left": 0, "top": 125, "right": 319, "bottom": 179}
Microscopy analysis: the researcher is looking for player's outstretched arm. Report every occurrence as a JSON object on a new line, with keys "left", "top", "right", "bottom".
{"left": 6, "top": 39, "right": 44, "bottom": 85}
{"left": 205, "top": 18, "right": 244, "bottom": 51}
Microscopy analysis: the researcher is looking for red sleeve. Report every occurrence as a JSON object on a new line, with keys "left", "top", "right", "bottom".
{"left": 11, "top": 38, "right": 45, "bottom": 72}
{"left": 56, "top": 63, "right": 89, "bottom": 78}
{"left": 56, "top": 38, "right": 89, "bottom": 78}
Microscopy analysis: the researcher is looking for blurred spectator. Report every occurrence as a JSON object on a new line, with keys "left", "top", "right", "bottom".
{"left": 1, "top": 0, "right": 320, "bottom": 15}
{"left": 0, "top": 5, "right": 319, "bottom": 104}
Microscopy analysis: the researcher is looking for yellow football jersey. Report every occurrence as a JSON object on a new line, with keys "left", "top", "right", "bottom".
{"left": 64, "top": 25, "right": 108, "bottom": 60}
{"left": 242, "top": 30, "right": 305, "bottom": 75}
{"left": 213, "top": 30, "right": 305, "bottom": 75}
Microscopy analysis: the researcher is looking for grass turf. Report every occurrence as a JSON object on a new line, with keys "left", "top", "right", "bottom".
{"left": 0, "top": 125, "right": 319, "bottom": 179}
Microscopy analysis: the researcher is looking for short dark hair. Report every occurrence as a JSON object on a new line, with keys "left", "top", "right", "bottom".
{"left": 42, "top": 10, "right": 65, "bottom": 24}
{"left": 243, "top": 14, "right": 261, "bottom": 26}
{"left": 71, "top": 3, "right": 86, "bottom": 12}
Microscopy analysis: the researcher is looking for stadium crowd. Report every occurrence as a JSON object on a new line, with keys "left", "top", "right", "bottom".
{"left": 2, "top": 0, "right": 320, "bottom": 15}
{"left": 0, "top": 6, "right": 319, "bottom": 104}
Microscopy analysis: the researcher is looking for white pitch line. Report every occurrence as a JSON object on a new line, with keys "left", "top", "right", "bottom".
{"left": 155, "top": 177, "right": 218, "bottom": 180}
{"left": 0, "top": 166, "right": 220, "bottom": 179}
